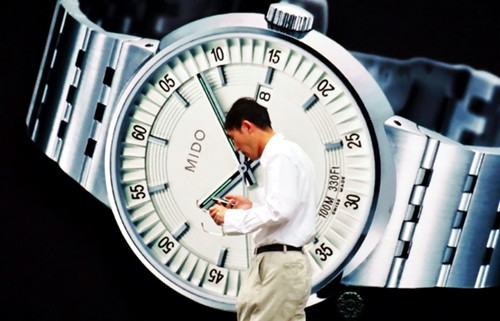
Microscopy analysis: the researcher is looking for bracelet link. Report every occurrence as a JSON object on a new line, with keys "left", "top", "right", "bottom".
{"left": 27, "top": 1, "right": 158, "bottom": 204}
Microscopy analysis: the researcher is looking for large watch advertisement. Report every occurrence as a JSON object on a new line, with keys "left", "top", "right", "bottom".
{"left": 2, "top": 0, "right": 499, "bottom": 320}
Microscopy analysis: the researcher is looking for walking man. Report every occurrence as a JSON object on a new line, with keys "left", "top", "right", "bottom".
{"left": 208, "top": 97, "right": 317, "bottom": 321}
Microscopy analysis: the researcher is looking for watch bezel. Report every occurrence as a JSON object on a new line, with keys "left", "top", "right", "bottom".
{"left": 105, "top": 12, "right": 396, "bottom": 310}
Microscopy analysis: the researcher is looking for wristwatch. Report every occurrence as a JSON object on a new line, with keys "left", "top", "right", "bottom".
{"left": 26, "top": 0, "right": 500, "bottom": 312}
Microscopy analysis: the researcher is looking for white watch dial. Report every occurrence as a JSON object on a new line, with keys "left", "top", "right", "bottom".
{"left": 107, "top": 17, "right": 385, "bottom": 310}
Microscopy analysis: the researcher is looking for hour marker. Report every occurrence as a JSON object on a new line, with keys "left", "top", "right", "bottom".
{"left": 303, "top": 95, "right": 319, "bottom": 111}
{"left": 148, "top": 183, "right": 168, "bottom": 195}
{"left": 264, "top": 67, "right": 274, "bottom": 84}
{"left": 325, "top": 141, "right": 343, "bottom": 151}
{"left": 148, "top": 134, "right": 168, "bottom": 145}
{"left": 256, "top": 84, "right": 273, "bottom": 108}
{"left": 218, "top": 66, "right": 227, "bottom": 86}
{"left": 173, "top": 222, "right": 190, "bottom": 240}
{"left": 217, "top": 248, "right": 228, "bottom": 267}
{"left": 173, "top": 90, "right": 190, "bottom": 107}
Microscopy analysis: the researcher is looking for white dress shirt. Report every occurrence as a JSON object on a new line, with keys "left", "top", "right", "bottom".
{"left": 223, "top": 133, "right": 316, "bottom": 248}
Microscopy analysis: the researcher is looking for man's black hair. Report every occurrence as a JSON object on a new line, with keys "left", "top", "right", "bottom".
{"left": 224, "top": 97, "right": 272, "bottom": 131}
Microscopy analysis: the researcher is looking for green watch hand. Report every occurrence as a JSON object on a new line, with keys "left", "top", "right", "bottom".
{"left": 198, "top": 159, "right": 260, "bottom": 210}
{"left": 198, "top": 71, "right": 258, "bottom": 186}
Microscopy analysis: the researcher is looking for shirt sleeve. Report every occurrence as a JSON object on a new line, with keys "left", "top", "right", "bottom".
{"left": 223, "top": 153, "right": 303, "bottom": 235}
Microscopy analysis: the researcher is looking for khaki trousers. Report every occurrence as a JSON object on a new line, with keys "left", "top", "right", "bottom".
{"left": 236, "top": 250, "right": 312, "bottom": 321}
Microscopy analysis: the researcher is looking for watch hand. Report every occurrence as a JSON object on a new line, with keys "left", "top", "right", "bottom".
{"left": 197, "top": 72, "right": 258, "bottom": 186}
{"left": 197, "top": 159, "right": 260, "bottom": 210}
{"left": 198, "top": 170, "right": 241, "bottom": 210}
{"left": 198, "top": 72, "right": 228, "bottom": 139}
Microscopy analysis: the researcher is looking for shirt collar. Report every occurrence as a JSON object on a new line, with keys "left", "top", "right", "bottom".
{"left": 260, "top": 132, "right": 284, "bottom": 166}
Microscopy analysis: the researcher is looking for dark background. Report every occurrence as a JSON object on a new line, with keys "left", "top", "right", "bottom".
{"left": 1, "top": 0, "right": 499, "bottom": 320}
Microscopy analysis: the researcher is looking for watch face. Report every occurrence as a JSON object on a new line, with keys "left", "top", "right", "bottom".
{"left": 106, "top": 13, "right": 393, "bottom": 311}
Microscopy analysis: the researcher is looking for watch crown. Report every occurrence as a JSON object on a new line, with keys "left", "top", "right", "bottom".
{"left": 266, "top": 2, "right": 314, "bottom": 32}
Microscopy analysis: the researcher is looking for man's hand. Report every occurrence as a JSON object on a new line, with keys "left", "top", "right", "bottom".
{"left": 224, "top": 195, "right": 252, "bottom": 210}
{"left": 208, "top": 205, "right": 227, "bottom": 226}
{"left": 208, "top": 194, "right": 252, "bottom": 225}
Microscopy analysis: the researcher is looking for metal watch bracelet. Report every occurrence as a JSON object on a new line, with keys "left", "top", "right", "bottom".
{"left": 344, "top": 53, "right": 500, "bottom": 288}
{"left": 27, "top": 0, "right": 500, "bottom": 288}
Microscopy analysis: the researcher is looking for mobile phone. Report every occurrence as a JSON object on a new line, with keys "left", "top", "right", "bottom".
{"left": 212, "top": 197, "right": 230, "bottom": 206}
